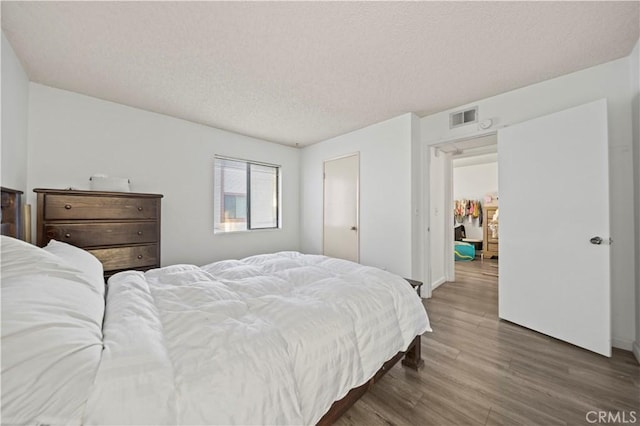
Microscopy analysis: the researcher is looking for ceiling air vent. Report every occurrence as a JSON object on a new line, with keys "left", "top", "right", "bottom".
{"left": 450, "top": 106, "right": 478, "bottom": 129}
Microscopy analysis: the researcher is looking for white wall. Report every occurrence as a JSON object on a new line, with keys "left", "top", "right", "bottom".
{"left": 1, "top": 32, "right": 29, "bottom": 192}
{"left": 26, "top": 84, "right": 300, "bottom": 266}
{"left": 300, "top": 114, "right": 414, "bottom": 277}
{"left": 631, "top": 38, "right": 640, "bottom": 362}
{"left": 422, "top": 56, "right": 637, "bottom": 350}
{"left": 453, "top": 162, "right": 498, "bottom": 240}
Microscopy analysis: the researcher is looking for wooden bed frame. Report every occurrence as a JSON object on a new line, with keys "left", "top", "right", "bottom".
{"left": 318, "top": 334, "right": 423, "bottom": 425}
{"left": 0, "top": 186, "right": 424, "bottom": 425}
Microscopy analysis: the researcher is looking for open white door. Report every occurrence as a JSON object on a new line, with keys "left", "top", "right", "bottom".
{"left": 498, "top": 99, "right": 611, "bottom": 356}
{"left": 323, "top": 153, "right": 359, "bottom": 262}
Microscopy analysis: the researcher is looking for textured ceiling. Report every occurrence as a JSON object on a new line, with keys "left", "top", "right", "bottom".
{"left": 2, "top": 1, "right": 638, "bottom": 146}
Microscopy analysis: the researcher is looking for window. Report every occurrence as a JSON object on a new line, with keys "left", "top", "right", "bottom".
{"left": 214, "top": 157, "right": 280, "bottom": 233}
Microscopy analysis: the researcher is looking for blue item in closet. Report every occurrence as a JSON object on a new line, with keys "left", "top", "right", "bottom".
{"left": 454, "top": 241, "right": 475, "bottom": 261}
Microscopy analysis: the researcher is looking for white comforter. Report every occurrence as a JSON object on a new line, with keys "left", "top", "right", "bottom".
{"left": 84, "top": 252, "right": 430, "bottom": 425}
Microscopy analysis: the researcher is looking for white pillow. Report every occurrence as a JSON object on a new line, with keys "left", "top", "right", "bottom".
{"left": 1, "top": 236, "right": 104, "bottom": 425}
{"left": 43, "top": 239, "right": 105, "bottom": 297}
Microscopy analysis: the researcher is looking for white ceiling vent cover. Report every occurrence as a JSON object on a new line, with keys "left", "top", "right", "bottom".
{"left": 450, "top": 106, "right": 478, "bottom": 129}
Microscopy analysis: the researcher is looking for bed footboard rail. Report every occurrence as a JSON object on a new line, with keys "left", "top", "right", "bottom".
{"left": 317, "top": 334, "right": 424, "bottom": 425}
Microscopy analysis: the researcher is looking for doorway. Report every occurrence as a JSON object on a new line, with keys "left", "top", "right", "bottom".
{"left": 452, "top": 139, "right": 499, "bottom": 279}
{"left": 429, "top": 133, "right": 498, "bottom": 287}
{"left": 323, "top": 153, "right": 359, "bottom": 262}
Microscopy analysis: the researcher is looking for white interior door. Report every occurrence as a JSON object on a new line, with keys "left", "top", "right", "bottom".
{"left": 498, "top": 99, "right": 611, "bottom": 356}
{"left": 323, "top": 153, "right": 359, "bottom": 262}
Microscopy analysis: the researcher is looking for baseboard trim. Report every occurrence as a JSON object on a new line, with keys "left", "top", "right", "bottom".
{"left": 431, "top": 276, "right": 446, "bottom": 291}
{"left": 633, "top": 341, "right": 640, "bottom": 365}
{"left": 612, "top": 337, "right": 633, "bottom": 351}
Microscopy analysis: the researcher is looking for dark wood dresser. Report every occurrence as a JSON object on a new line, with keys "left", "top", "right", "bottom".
{"left": 34, "top": 188, "right": 163, "bottom": 278}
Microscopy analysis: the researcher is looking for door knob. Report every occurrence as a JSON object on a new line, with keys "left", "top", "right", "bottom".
{"left": 590, "top": 236, "right": 612, "bottom": 245}
{"left": 590, "top": 236, "right": 603, "bottom": 245}
{"left": 350, "top": 226, "right": 357, "bottom": 231}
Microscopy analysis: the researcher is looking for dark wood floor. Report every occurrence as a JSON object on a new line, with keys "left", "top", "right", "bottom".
{"left": 336, "top": 259, "right": 640, "bottom": 425}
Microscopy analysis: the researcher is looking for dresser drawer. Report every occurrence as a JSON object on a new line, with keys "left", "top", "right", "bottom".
{"left": 88, "top": 244, "right": 158, "bottom": 271}
{"left": 44, "top": 195, "right": 158, "bottom": 220}
{"left": 486, "top": 242, "right": 499, "bottom": 253}
{"left": 44, "top": 222, "right": 158, "bottom": 247}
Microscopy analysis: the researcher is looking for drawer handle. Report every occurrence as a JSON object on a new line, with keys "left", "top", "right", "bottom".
{"left": 65, "top": 233, "right": 71, "bottom": 238}
{"left": 64, "top": 204, "right": 72, "bottom": 210}
{"left": 137, "top": 255, "right": 143, "bottom": 260}
{"left": 137, "top": 206, "right": 143, "bottom": 211}
{"left": 137, "top": 231, "right": 143, "bottom": 236}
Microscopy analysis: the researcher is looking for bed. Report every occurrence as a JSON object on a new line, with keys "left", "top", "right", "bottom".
{"left": 1, "top": 187, "right": 431, "bottom": 425}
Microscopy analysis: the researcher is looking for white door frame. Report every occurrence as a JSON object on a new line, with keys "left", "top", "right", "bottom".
{"left": 322, "top": 152, "right": 360, "bottom": 262}
{"left": 421, "top": 145, "right": 432, "bottom": 298}
{"left": 421, "top": 131, "right": 498, "bottom": 292}
{"left": 444, "top": 150, "right": 455, "bottom": 282}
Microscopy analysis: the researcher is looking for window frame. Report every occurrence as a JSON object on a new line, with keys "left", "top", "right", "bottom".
{"left": 214, "top": 155, "right": 281, "bottom": 233}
